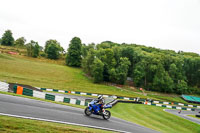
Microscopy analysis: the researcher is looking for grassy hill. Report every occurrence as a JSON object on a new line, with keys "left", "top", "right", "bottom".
{"left": 0, "top": 50, "right": 139, "bottom": 97}
{"left": 0, "top": 45, "right": 198, "bottom": 103}
{"left": 1, "top": 46, "right": 200, "bottom": 132}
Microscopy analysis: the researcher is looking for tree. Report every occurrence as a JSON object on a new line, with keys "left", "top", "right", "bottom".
{"left": 133, "top": 59, "right": 146, "bottom": 87}
{"left": 91, "top": 58, "right": 104, "bottom": 83}
{"left": 1, "top": 30, "right": 14, "bottom": 46}
{"left": 176, "top": 80, "right": 188, "bottom": 94}
{"left": 33, "top": 43, "right": 40, "bottom": 58}
{"left": 26, "top": 40, "right": 40, "bottom": 58}
{"left": 109, "top": 57, "right": 130, "bottom": 84}
{"left": 81, "top": 43, "right": 95, "bottom": 58}
{"left": 66, "top": 37, "right": 82, "bottom": 67}
{"left": 44, "top": 40, "right": 62, "bottom": 59}
{"left": 97, "top": 48, "right": 116, "bottom": 81}
{"left": 14, "top": 37, "right": 26, "bottom": 47}
{"left": 153, "top": 64, "right": 174, "bottom": 93}
{"left": 82, "top": 49, "right": 96, "bottom": 74}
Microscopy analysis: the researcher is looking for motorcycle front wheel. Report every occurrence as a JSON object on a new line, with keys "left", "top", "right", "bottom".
{"left": 103, "top": 110, "right": 111, "bottom": 120}
{"left": 84, "top": 107, "right": 92, "bottom": 116}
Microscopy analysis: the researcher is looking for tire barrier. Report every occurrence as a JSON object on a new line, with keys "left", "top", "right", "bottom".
{"left": 37, "top": 87, "right": 116, "bottom": 98}
{"left": 143, "top": 102, "right": 196, "bottom": 111}
{"left": 0, "top": 81, "right": 199, "bottom": 111}
{"left": 39, "top": 87, "right": 200, "bottom": 111}
{"left": 0, "top": 81, "right": 9, "bottom": 92}
{"left": 12, "top": 84, "right": 200, "bottom": 111}
{"left": 13, "top": 85, "right": 89, "bottom": 106}
{"left": 151, "top": 100, "right": 200, "bottom": 109}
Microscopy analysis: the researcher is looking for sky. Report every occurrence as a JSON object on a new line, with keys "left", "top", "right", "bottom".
{"left": 0, "top": 0, "right": 200, "bottom": 54}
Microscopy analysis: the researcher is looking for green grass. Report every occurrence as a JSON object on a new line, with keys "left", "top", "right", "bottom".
{"left": 109, "top": 103, "right": 200, "bottom": 133}
{"left": 0, "top": 115, "right": 112, "bottom": 133}
{"left": 0, "top": 53, "right": 143, "bottom": 98}
{"left": 148, "top": 94, "right": 188, "bottom": 103}
{"left": 2, "top": 46, "right": 200, "bottom": 132}
{"left": 1, "top": 51, "right": 200, "bottom": 104}
{"left": 188, "top": 115, "right": 200, "bottom": 119}
{"left": 2, "top": 91, "right": 200, "bottom": 133}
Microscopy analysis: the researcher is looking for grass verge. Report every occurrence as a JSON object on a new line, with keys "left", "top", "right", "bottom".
{"left": 187, "top": 115, "right": 200, "bottom": 120}
{"left": 0, "top": 115, "right": 112, "bottom": 133}
{"left": 109, "top": 103, "right": 200, "bottom": 133}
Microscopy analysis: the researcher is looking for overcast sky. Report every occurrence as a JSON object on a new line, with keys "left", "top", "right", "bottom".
{"left": 0, "top": 0, "right": 200, "bottom": 54}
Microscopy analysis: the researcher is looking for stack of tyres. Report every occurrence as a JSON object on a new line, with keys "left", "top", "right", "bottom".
{"left": 23, "top": 88, "right": 33, "bottom": 96}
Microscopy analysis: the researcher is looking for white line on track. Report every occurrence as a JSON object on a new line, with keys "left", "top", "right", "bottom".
{"left": 0, "top": 112, "right": 130, "bottom": 133}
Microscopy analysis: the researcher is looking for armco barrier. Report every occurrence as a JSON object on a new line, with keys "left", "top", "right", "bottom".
{"left": 13, "top": 85, "right": 89, "bottom": 106}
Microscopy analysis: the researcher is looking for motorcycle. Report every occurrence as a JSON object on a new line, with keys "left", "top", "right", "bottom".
{"left": 84, "top": 99, "right": 112, "bottom": 120}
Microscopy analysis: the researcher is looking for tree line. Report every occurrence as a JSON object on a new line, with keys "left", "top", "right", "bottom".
{"left": 1, "top": 29, "right": 200, "bottom": 95}
{"left": 0, "top": 30, "right": 64, "bottom": 59}
{"left": 67, "top": 41, "right": 200, "bottom": 95}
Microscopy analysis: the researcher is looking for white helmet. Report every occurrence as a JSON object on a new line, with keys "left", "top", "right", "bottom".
{"left": 98, "top": 95, "right": 103, "bottom": 100}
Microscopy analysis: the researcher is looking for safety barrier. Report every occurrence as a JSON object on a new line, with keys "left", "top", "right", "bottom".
{"left": 0, "top": 81, "right": 9, "bottom": 92}
{"left": 151, "top": 100, "right": 200, "bottom": 108}
{"left": 13, "top": 85, "right": 89, "bottom": 106}
{"left": 35, "top": 86, "right": 200, "bottom": 110}
{"left": 144, "top": 102, "right": 196, "bottom": 111}
{"left": 0, "top": 81, "right": 199, "bottom": 111}
{"left": 38, "top": 87, "right": 115, "bottom": 98}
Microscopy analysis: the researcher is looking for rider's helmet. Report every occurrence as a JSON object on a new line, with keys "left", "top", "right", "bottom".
{"left": 98, "top": 95, "right": 103, "bottom": 100}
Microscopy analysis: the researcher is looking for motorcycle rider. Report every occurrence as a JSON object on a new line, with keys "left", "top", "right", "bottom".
{"left": 95, "top": 95, "right": 105, "bottom": 113}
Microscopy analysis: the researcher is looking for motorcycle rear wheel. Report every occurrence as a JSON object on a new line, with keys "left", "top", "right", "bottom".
{"left": 84, "top": 107, "right": 92, "bottom": 116}
{"left": 103, "top": 110, "right": 111, "bottom": 120}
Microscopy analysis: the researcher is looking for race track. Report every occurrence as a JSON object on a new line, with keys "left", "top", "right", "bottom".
{"left": 0, "top": 94, "right": 158, "bottom": 133}
{"left": 165, "top": 109, "right": 200, "bottom": 125}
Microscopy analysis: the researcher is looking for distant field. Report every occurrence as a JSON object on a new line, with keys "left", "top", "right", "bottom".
{"left": 0, "top": 115, "right": 111, "bottom": 133}
{"left": 110, "top": 103, "right": 200, "bottom": 133}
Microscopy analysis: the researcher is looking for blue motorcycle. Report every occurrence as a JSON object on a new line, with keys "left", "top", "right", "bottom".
{"left": 84, "top": 100, "right": 112, "bottom": 120}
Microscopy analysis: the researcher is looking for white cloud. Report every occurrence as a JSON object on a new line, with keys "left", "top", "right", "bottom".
{"left": 0, "top": 0, "right": 200, "bottom": 54}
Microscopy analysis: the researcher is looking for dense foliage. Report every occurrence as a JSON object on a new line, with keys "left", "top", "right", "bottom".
{"left": 66, "top": 37, "right": 82, "bottom": 67}
{"left": 14, "top": 37, "right": 26, "bottom": 47}
{"left": 82, "top": 41, "right": 200, "bottom": 94}
{"left": 1, "top": 30, "right": 14, "bottom": 46}
{"left": 1, "top": 29, "right": 199, "bottom": 94}
{"left": 26, "top": 40, "right": 40, "bottom": 58}
{"left": 44, "top": 40, "right": 63, "bottom": 59}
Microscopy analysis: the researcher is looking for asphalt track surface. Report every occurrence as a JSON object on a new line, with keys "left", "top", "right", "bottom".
{"left": 0, "top": 94, "right": 158, "bottom": 133}
{"left": 165, "top": 109, "right": 200, "bottom": 125}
